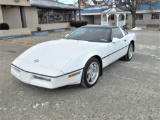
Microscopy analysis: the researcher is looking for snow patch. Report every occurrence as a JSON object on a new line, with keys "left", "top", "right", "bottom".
{"left": 131, "top": 27, "right": 142, "bottom": 30}
{"left": 41, "top": 102, "right": 49, "bottom": 107}
{"left": 111, "top": 74, "right": 137, "bottom": 81}
{"left": 137, "top": 45, "right": 158, "bottom": 50}
{"left": 56, "top": 103, "right": 59, "bottom": 106}
{"left": 135, "top": 51, "right": 150, "bottom": 56}
{"left": 12, "top": 107, "right": 16, "bottom": 110}
{"left": 125, "top": 62, "right": 159, "bottom": 74}
{"left": 19, "top": 91, "right": 24, "bottom": 96}
{"left": 157, "top": 58, "right": 160, "bottom": 60}
{"left": 33, "top": 103, "right": 40, "bottom": 109}
{"left": 126, "top": 61, "right": 142, "bottom": 65}
{"left": 135, "top": 51, "right": 160, "bottom": 61}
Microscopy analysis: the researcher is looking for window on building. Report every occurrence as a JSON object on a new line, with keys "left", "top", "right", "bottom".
{"left": 151, "top": 13, "right": 159, "bottom": 19}
{"left": 38, "top": 9, "right": 75, "bottom": 24}
{"left": 136, "top": 14, "right": 143, "bottom": 20}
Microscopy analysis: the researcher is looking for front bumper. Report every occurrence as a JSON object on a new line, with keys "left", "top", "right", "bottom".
{"left": 11, "top": 65, "right": 83, "bottom": 89}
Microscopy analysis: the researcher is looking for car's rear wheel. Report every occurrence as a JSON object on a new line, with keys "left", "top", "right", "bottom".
{"left": 124, "top": 43, "right": 134, "bottom": 61}
{"left": 81, "top": 58, "right": 100, "bottom": 88}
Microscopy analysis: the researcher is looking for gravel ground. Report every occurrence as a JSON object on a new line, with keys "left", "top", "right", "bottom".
{"left": 0, "top": 29, "right": 159, "bottom": 120}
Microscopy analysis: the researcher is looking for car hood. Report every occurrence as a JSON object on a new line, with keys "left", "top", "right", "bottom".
{"left": 13, "top": 39, "right": 98, "bottom": 70}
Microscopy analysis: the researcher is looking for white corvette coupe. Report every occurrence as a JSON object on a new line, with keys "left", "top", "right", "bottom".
{"left": 11, "top": 25, "right": 136, "bottom": 89}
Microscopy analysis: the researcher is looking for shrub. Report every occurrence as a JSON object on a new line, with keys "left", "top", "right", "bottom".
{"left": 70, "top": 20, "right": 88, "bottom": 28}
{"left": 0, "top": 23, "right": 10, "bottom": 30}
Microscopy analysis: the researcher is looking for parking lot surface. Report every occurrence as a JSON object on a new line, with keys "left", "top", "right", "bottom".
{"left": 0, "top": 29, "right": 160, "bottom": 120}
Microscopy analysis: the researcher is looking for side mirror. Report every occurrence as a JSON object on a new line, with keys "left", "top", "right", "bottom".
{"left": 65, "top": 34, "right": 69, "bottom": 38}
{"left": 112, "top": 37, "right": 120, "bottom": 43}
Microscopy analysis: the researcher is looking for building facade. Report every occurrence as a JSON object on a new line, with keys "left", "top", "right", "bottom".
{"left": 80, "top": 3, "right": 160, "bottom": 28}
{"left": 127, "top": 11, "right": 160, "bottom": 28}
{"left": 0, "top": 0, "right": 78, "bottom": 36}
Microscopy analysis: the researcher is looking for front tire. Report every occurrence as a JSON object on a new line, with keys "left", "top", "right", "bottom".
{"left": 81, "top": 58, "right": 100, "bottom": 88}
{"left": 124, "top": 43, "right": 134, "bottom": 61}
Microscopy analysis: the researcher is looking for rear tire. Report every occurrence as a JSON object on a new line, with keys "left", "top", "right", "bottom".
{"left": 123, "top": 43, "right": 134, "bottom": 61}
{"left": 81, "top": 58, "right": 100, "bottom": 88}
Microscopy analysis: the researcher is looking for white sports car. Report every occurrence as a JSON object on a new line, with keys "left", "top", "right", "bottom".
{"left": 11, "top": 25, "right": 136, "bottom": 89}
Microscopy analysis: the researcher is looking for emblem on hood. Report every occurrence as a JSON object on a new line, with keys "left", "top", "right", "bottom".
{"left": 34, "top": 59, "right": 39, "bottom": 63}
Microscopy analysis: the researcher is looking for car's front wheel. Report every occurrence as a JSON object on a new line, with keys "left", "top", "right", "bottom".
{"left": 81, "top": 58, "right": 100, "bottom": 88}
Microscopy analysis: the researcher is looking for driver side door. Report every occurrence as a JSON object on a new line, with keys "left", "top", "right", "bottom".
{"left": 108, "top": 27, "right": 128, "bottom": 64}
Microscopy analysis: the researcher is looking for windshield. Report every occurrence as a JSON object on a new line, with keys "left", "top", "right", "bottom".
{"left": 66, "top": 27, "right": 111, "bottom": 42}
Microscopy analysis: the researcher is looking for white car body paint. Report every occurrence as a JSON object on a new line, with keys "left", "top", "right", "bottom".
{"left": 11, "top": 26, "right": 136, "bottom": 89}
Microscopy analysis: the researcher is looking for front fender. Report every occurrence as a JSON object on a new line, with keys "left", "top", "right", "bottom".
{"left": 62, "top": 52, "right": 102, "bottom": 74}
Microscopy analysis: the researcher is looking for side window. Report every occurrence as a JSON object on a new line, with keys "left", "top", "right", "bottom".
{"left": 123, "top": 29, "right": 128, "bottom": 35}
{"left": 112, "top": 28, "right": 124, "bottom": 39}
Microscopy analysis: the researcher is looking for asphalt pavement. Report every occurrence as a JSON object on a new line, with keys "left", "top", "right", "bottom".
{"left": 0, "top": 29, "right": 160, "bottom": 120}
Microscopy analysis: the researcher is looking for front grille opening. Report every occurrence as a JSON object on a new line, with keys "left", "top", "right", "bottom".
{"left": 33, "top": 75, "right": 51, "bottom": 82}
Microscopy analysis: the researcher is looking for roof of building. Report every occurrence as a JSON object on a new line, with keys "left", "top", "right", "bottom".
{"left": 121, "top": 2, "right": 160, "bottom": 11}
{"left": 80, "top": 5, "right": 109, "bottom": 15}
{"left": 81, "top": 8, "right": 104, "bottom": 13}
{"left": 102, "top": 4, "right": 127, "bottom": 14}
{"left": 138, "top": 2, "right": 160, "bottom": 10}
{"left": 30, "top": 0, "right": 79, "bottom": 10}
{"left": 80, "top": 8, "right": 105, "bottom": 15}
{"left": 81, "top": 2, "right": 160, "bottom": 15}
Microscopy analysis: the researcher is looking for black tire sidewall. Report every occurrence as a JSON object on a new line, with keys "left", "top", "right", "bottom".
{"left": 82, "top": 58, "right": 100, "bottom": 88}
{"left": 125, "top": 43, "right": 133, "bottom": 61}
{"left": 129, "top": 43, "right": 133, "bottom": 60}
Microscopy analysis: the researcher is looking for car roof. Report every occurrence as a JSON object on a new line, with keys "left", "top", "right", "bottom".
{"left": 82, "top": 24, "right": 119, "bottom": 29}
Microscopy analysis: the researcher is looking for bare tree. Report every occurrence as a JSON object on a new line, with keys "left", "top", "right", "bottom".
{"left": 79, "top": 0, "right": 159, "bottom": 27}
{"left": 116, "top": 0, "right": 160, "bottom": 28}
{"left": 78, "top": 0, "right": 81, "bottom": 21}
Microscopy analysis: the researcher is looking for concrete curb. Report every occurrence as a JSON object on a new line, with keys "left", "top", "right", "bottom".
{"left": 32, "top": 31, "right": 49, "bottom": 36}
{"left": 0, "top": 28, "right": 77, "bottom": 40}
{"left": 0, "top": 34, "right": 23, "bottom": 39}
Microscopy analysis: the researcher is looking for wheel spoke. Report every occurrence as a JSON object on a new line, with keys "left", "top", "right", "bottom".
{"left": 90, "top": 64, "right": 94, "bottom": 70}
{"left": 91, "top": 74, "right": 96, "bottom": 81}
{"left": 87, "top": 68, "right": 92, "bottom": 74}
{"left": 86, "top": 61, "right": 99, "bottom": 85}
{"left": 87, "top": 74, "right": 91, "bottom": 81}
